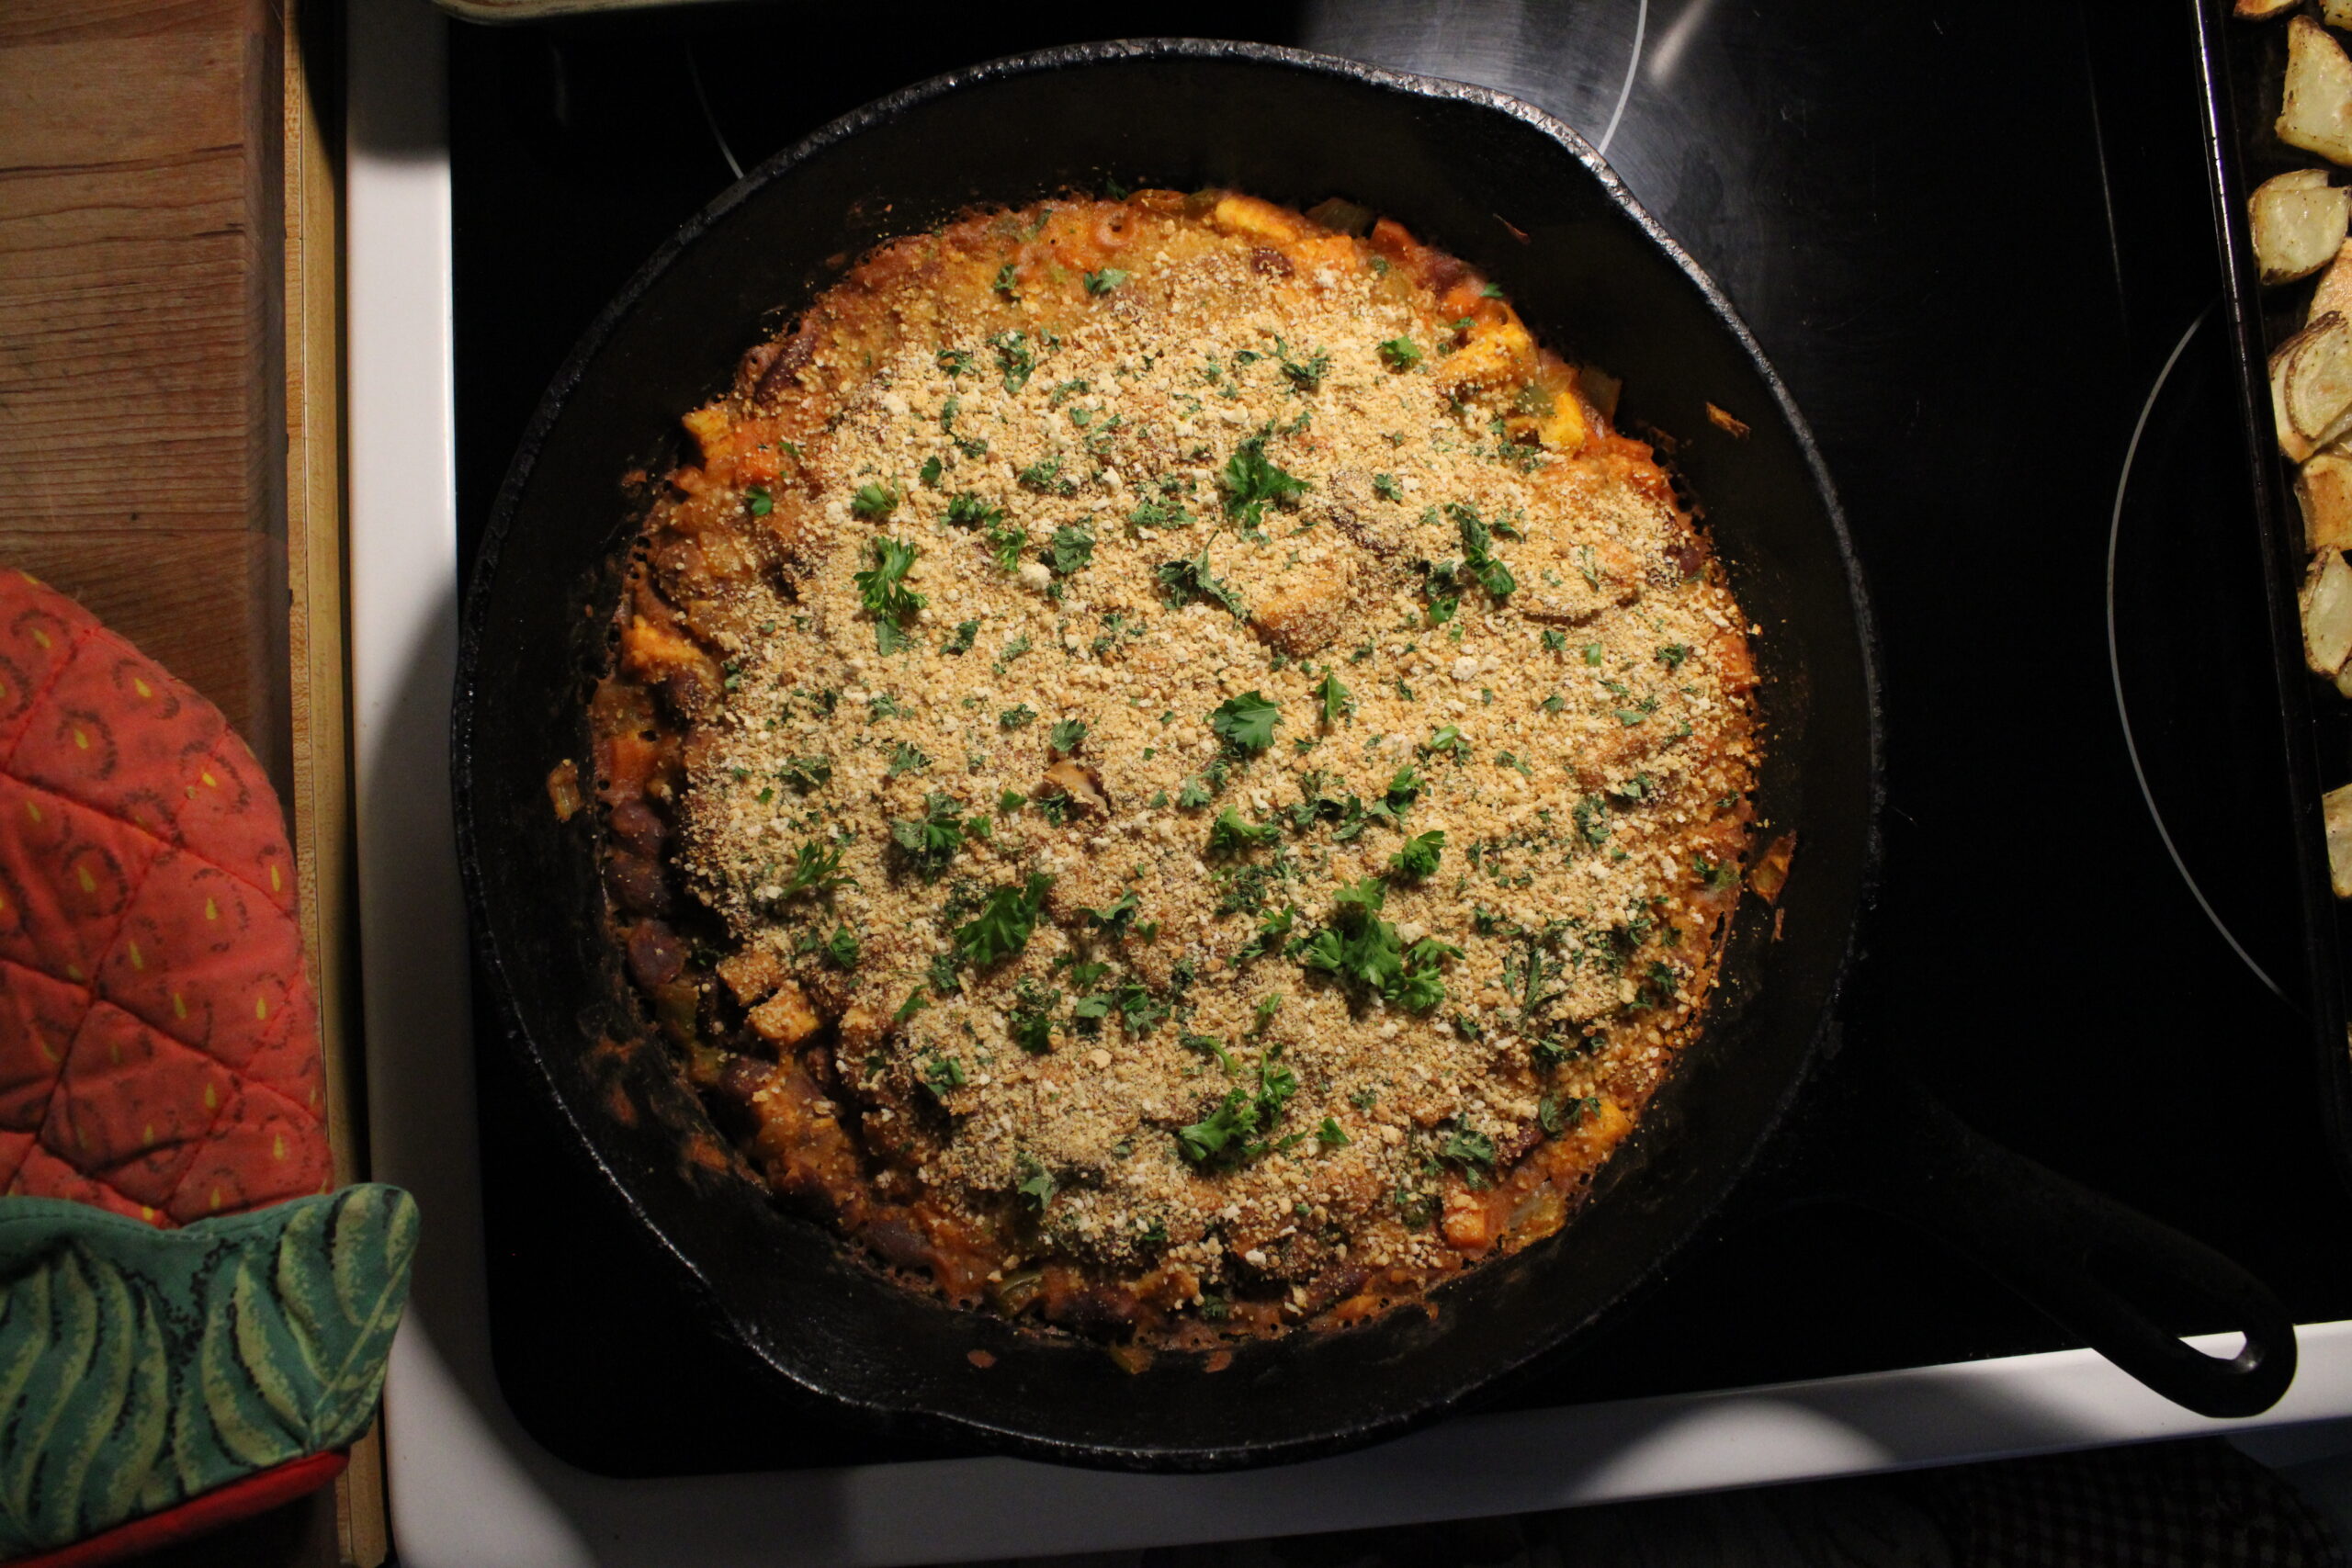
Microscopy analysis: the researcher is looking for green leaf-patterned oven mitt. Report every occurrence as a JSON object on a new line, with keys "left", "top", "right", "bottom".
{"left": 0, "top": 1182, "right": 415, "bottom": 1562}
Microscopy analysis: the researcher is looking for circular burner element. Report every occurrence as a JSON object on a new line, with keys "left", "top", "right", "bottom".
{"left": 2108, "top": 303, "right": 2305, "bottom": 1009}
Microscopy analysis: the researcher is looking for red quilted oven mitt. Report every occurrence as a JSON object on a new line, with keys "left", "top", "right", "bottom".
{"left": 0, "top": 569, "right": 330, "bottom": 1224}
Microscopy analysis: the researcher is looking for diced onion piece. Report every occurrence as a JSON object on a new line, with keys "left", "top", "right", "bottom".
{"left": 2303, "top": 548, "right": 2352, "bottom": 674}
{"left": 2238, "top": 0, "right": 2297, "bottom": 17}
{"left": 2281, "top": 17, "right": 2352, "bottom": 166}
{"left": 2253, "top": 170, "right": 2350, "bottom": 284}
{"left": 2324, "top": 781, "right": 2352, "bottom": 897}
{"left": 2329, "top": 0, "right": 2352, "bottom": 28}
{"left": 2270, "top": 310, "right": 2352, "bottom": 461}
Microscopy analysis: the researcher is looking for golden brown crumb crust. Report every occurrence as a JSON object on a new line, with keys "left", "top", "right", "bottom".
{"left": 590, "top": 190, "right": 1762, "bottom": 1348}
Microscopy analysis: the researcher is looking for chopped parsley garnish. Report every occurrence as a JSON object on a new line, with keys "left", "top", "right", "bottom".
{"left": 1573, "top": 794, "right": 1610, "bottom": 846}
{"left": 1377, "top": 337, "right": 1423, "bottom": 370}
{"left": 1542, "top": 628, "right": 1566, "bottom": 653}
{"left": 1156, "top": 543, "right": 1247, "bottom": 616}
{"left": 1009, "top": 981, "right": 1061, "bottom": 1055}
{"left": 992, "top": 262, "right": 1019, "bottom": 298}
{"left": 1372, "top": 472, "right": 1403, "bottom": 502}
{"left": 1080, "top": 889, "right": 1139, "bottom": 938}
{"left": 1219, "top": 425, "right": 1310, "bottom": 531}
{"left": 1657, "top": 642, "right": 1691, "bottom": 671}
{"left": 1175, "top": 1044, "right": 1302, "bottom": 1168}
{"left": 1129, "top": 496, "right": 1193, "bottom": 530}
{"left": 1014, "top": 1155, "right": 1056, "bottom": 1212}
{"left": 854, "top": 536, "right": 926, "bottom": 651}
{"left": 1208, "top": 690, "right": 1283, "bottom": 754}
{"left": 1047, "top": 717, "right": 1088, "bottom": 754}
{"left": 944, "top": 492, "right": 1005, "bottom": 530}
{"left": 778, "top": 754, "right": 831, "bottom": 793}
{"left": 745, "top": 486, "right": 774, "bottom": 516}
{"left": 1538, "top": 1092, "right": 1596, "bottom": 1136}
{"left": 1083, "top": 266, "right": 1131, "bottom": 295}
{"left": 1114, "top": 981, "right": 1170, "bottom": 1037}
{"left": 941, "top": 618, "right": 978, "bottom": 656}
{"left": 821, "top": 923, "right": 859, "bottom": 969}
{"left": 990, "top": 331, "right": 1035, "bottom": 393}
{"left": 1317, "top": 1116, "right": 1351, "bottom": 1148}
{"left": 1177, "top": 774, "right": 1215, "bottom": 809}
{"left": 1447, "top": 502, "right": 1515, "bottom": 599}
{"left": 1419, "top": 725, "right": 1469, "bottom": 761}
{"left": 919, "top": 457, "right": 943, "bottom": 487}
{"left": 889, "top": 791, "right": 966, "bottom": 879}
{"left": 952, "top": 872, "right": 1052, "bottom": 968}
{"left": 937, "top": 347, "right": 972, "bottom": 377}
{"left": 1182, "top": 1032, "right": 1237, "bottom": 1071}
{"left": 1389, "top": 829, "right": 1445, "bottom": 880}
{"left": 851, "top": 481, "right": 899, "bottom": 521}
{"left": 1693, "top": 852, "right": 1740, "bottom": 892}
{"left": 1274, "top": 338, "right": 1330, "bottom": 392}
{"left": 777, "top": 838, "right": 853, "bottom": 899}
{"left": 1208, "top": 806, "right": 1281, "bottom": 857}
{"left": 1046, "top": 522, "right": 1095, "bottom": 575}
{"left": 1017, "top": 455, "right": 1075, "bottom": 495}
{"left": 1540, "top": 694, "right": 1566, "bottom": 714}
{"left": 1297, "top": 877, "right": 1457, "bottom": 1012}
{"left": 1441, "top": 1122, "right": 1498, "bottom": 1185}
{"left": 885, "top": 740, "right": 931, "bottom": 778}
{"left": 919, "top": 1050, "right": 963, "bottom": 1093}
{"left": 1385, "top": 765, "right": 1424, "bottom": 811}
{"left": 1316, "top": 671, "right": 1353, "bottom": 727}
{"left": 999, "top": 704, "right": 1037, "bottom": 729}
{"left": 992, "top": 633, "right": 1034, "bottom": 675}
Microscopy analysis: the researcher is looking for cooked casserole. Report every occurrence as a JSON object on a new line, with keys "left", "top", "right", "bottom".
{"left": 585, "top": 188, "right": 1762, "bottom": 1348}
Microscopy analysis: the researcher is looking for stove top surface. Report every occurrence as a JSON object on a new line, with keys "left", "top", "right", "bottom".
{"left": 447, "top": 0, "right": 2350, "bottom": 1475}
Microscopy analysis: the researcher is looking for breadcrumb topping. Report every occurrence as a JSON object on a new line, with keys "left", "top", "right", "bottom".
{"left": 610, "top": 192, "right": 1761, "bottom": 1336}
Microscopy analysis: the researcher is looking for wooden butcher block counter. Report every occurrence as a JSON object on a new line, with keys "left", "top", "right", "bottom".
{"left": 0, "top": 0, "right": 370, "bottom": 1562}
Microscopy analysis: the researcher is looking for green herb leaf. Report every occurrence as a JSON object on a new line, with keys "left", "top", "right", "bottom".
{"left": 991, "top": 331, "right": 1035, "bottom": 393}
{"left": 1220, "top": 425, "right": 1310, "bottom": 530}
{"left": 745, "top": 486, "right": 774, "bottom": 516}
{"left": 1209, "top": 690, "right": 1283, "bottom": 754}
{"left": 1317, "top": 1116, "right": 1351, "bottom": 1148}
{"left": 1378, "top": 337, "right": 1423, "bottom": 370}
{"left": 1156, "top": 542, "right": 1247, "bottom": 616}
{"left": 1316, "top": 671, "right": 1353, "bottom": 727}
{"left": 1208, "top": 805, "right": 1282, "bottom": 857}
{"left": 1389, "top": 829, "right": 1445, "bottom": 880}
{"left": 852, "top": 482, "right": 899, "bottom": 521}
{"left": 953, "top": 873, "right": 1052, "bottom": 968}
{"left": 1083, "top": 266, "right": 1131, "bottom": 295}
{"left": 777, "top": 839, "right": 853, "bottom": 899}
{"left": 1048, "top": 717, "right": 1088, "bottom": 754}
{"left": 1047, "top": 523, "right": 1095, "bottom": 575}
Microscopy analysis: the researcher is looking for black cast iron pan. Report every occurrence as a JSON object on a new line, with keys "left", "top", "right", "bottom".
{"left": 454, "top": 39, "right": 2298, "bottom": 1470}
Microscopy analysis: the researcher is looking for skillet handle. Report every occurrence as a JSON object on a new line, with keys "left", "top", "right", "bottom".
{"left": 1808, "top": 1062, "right": 2296, "bottom": 1418}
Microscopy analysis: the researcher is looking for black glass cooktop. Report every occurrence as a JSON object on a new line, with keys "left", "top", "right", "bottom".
{"left": 449, "top": 0, "right": 2352, "bottom": 1475}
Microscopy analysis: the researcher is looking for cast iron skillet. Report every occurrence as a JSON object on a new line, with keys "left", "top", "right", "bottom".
{"left": 455, "top": 39, "right": 2298, "bottom": 1470}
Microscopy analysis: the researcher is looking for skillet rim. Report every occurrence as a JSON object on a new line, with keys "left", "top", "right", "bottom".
{"left": 451, "top": 34, "right": 1888, "bottom": 1468}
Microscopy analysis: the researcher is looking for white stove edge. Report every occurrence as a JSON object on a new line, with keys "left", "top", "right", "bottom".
{"left": 345, "top": 3, "right": 2352, "bottom": 1563}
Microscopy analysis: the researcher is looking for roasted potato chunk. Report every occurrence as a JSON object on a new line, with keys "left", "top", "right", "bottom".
{"left": 2253, "top": 169, "right": 2350, "bottom": 285}
{"left": 2282, "top": 17, "right": 2352, "bottom": 166}
{"left": 2270, "top": 311, "right": 2352, "bottom": 462}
